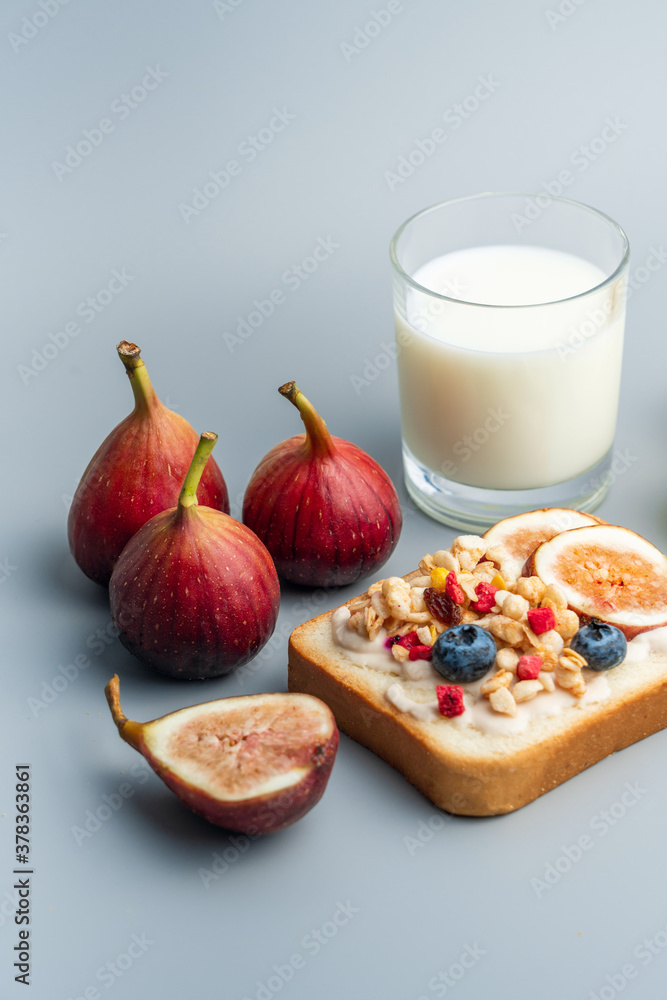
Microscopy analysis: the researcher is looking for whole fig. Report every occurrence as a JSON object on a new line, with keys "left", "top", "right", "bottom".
{"left": 243, "top": 382, "right": 402, "bottom": 587}
{"left": 110, "top": 433, "right": 279, "bottom": 679}
{"left": 68, "top": 342, "right": 229, "bottom": 585}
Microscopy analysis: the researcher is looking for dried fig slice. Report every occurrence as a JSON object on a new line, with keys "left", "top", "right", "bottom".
{"left": 105, "top": 676, "right": 338, "bottom": 834}
{"left": 525, "top": 525, "right": 667, "bottom": 639}
{"left": 482, "top": 508, "right": 603, "bottom": 583}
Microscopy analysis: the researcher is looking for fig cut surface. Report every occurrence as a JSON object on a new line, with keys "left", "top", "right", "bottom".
{"left": 105, "top": 676, "right": 339, "bottom": 834}
{"left": 527, "top": 524, "right": 667, "bottom": 638}
{"left": 482, "top": 507, "right": 602, "bottom": 584}
{"left": 148, "top": 695, "right": 336, "bottom": 802}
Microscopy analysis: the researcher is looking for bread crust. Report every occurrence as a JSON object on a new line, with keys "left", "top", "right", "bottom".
{"left": 288, "top": 595, "right": 667, "bottom": 816}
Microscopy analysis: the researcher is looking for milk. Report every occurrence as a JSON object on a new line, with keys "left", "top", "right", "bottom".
{"left": 395, "top": 245, "right": 626, "bottom": 491}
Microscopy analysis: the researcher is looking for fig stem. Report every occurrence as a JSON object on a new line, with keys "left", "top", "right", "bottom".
{"left": 117, "top": 341, "right": 156, "bottom": 415}
{"left": 104, "top": 675, "right": 144, "bottom": 751}
{"left": 178, "top": 432, "right": 218, "bottom": 509}
{"left": 278, "top": 381, "right": 334, "bottom": 458}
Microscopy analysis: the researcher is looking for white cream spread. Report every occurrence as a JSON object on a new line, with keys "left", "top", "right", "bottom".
{"left": 333, "top": 608, "right": 667, "bottom": 736}
{"left": 386, "top": 683, "right": 439, "bottom": 722}
{"left": 622, "top": 627, "right": 667, "bottom": 663}
{"left": 331, "top": 607, "right": 398, "bottom": 672}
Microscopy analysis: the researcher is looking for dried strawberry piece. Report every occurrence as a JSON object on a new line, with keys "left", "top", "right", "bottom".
{"left": 470, "top": 581, "right": 498, "bottom": 614}
{"left": 444, "top": 571, "right": 465, "bottom": 605}
{"left": 436, "top": 685, "right": 465, "bottom": 717}
{"left": 527, "top": 607, "right": 556, "bottom": 635}
{"left": 384, "top": 636, "right": 400, "bottom": 648}
{"left": 424, "top": 588, "right": 463, "bottom": 627}
{"left": 408, "top": 644, "right": 433, "bottom": 661}
{"left": 397, "top": 631, "right": 421, "bottom": 649}
{"left": 517, "top": 654, "right": 542, "bottom": 680}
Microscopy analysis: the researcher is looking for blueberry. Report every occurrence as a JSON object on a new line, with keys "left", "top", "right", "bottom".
{"left": 432, "top": 624, "right": 497, "bottom": 683}
{"left": 570, "top": 620, "right": 627, "bottom": 671}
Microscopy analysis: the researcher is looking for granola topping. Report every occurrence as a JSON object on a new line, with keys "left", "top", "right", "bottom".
{"left": 331, "top": 532, "right": 646, "bottom": 734}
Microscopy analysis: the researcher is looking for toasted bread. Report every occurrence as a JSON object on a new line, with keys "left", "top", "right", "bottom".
{"left": 288, "top": 540, "right": 667, "bottom": 817}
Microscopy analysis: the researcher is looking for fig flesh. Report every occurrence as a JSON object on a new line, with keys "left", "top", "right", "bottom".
{"left": 68, "top": 342, "right": 229, "bottom": 586}
{"left": 110, "top": 432, "right": 280, "bottom": 679}
{"left": 525, "top": 524, "right": 667, "bottom": 639}
{"left": 482, "top": 507, "right": 603, "bottom": 584}
{"left": 105, "top": 675, "right": 338, "bottom": 834}
{"left": 243, "top": 381, "right": 402, "bottom": 587}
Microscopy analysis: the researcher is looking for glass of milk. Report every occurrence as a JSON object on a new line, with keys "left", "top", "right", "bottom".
{"left": 390, "top": 192, "right": 630, "bottom": 530}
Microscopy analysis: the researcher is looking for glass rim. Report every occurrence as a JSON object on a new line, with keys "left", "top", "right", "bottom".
{"left": 389, "top": 191, "right": 630, "bottom": 309}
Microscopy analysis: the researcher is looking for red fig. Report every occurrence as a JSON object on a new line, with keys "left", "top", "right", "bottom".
{"left": 110, "top": 432, "right": 280, "bottom": 679}
{"left": 68, "top": 341, "right": 229, "bottom": 585}
{"left": 105, "top": 675, "right": 338, "bottom": 834}
{"left": 243, "top": 382, "right": 402, "bottom": 587}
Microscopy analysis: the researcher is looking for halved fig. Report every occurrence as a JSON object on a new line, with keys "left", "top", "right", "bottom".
{"left": 105, "top": 676, "right": 338, "bottom": 834}
{"left": 482, "top": 508, "right": 603, "bottom": 584}
{"left": 525, "top": 525, "right": 667, "bottom": 639}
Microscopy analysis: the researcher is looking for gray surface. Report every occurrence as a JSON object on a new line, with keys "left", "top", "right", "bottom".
{"left": 2, "top": 1, "right": 667, "bottom": 997}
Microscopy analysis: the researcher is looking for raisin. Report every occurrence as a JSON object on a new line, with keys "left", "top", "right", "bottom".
{"left": 424, "top": 587, "right": 463, "bottom": 626}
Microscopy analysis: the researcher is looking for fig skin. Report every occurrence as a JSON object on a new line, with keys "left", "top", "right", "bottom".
{"left": 68, "top": 342, "right": 229, "bottom": 586}
{"left": 110, "top": 434, "right": 280, "bottom": 679}
{"left": 105, "top": 676, "right": 339, "bottom": 834}
{"left": 243, "top": 382, "right": 402, "bottom": 587}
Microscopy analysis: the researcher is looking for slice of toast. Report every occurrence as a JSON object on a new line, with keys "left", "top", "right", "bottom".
{"left": 288, "top": 592, "right": 667, "bottom": 816}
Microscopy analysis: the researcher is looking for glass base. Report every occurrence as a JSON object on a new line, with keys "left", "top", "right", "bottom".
{"left": 403, "top": 444, "right": 613, "bottom": 531}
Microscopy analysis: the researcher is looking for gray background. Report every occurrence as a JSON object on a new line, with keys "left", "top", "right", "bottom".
{"left": 2, "top": 0, "right": 667, "bottom": 997}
